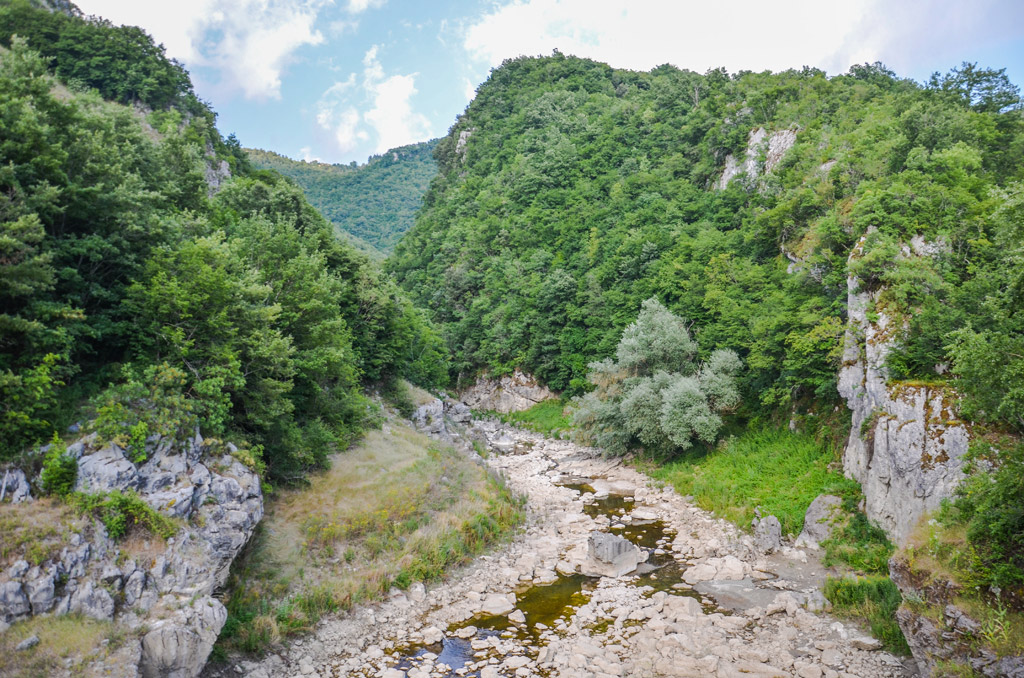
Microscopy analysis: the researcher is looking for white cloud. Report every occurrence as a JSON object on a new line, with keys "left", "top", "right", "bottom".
{"left": 315, "top": 45, "right": 431, "bottom": 157}
{"left": 77, "top": 0, "right": 332, "bottom": 100}
{"left": 346, "top": 0, "right": 386, "bottom": 14}
{"left": 462, "top": 0, "right": 1024, "bottom": 78}
{"left": 365, "top": 73, "right": 431, "bottom": 152}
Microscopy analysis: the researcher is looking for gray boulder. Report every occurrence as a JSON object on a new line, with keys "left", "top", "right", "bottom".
{"left": 69, "top": 580, "right": 115, "bottom": 621}
{"left": 140, "top": 596, "right": 227, "bottom": 678}
{"left": 1, "top": 468, "right": 32, "bottom": 503}
{"left": 797, "top": 494, "right": 844, "bottom": 547}
{"left": 413, "top": 399, "right": 446, "bottom": 435}
{"left": 0, "top": 581, "right": 30, "bottom": 623}
{"left": 26, "top": 573, "right": 55, "bottom": 615}
{"left": 582, "top": 531, "right": 640, "bottom": 578}
{"left": 751, "top": 511, "right": 782, "bottom": 554}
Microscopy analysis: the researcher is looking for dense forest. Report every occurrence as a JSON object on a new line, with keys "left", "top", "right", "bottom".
{"left": 390, "top": 54, "right": 1024, "bottom": 437}
{"left": 0, "top": 1, "right": 446, "bottom": 485}
{"left": 247, "top": 141, "right": 437, "bottom": 256}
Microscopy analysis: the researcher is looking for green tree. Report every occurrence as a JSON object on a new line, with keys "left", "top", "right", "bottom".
{"left": 573, "top": 298, "right": 741, "bottom": 456}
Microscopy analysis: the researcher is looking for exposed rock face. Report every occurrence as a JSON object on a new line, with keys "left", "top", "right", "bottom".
{"left": 0, "top": 432, "right": 263, "bottom": 678}
{"left": 890, "top": 557, "right": 1023, "bottom": 677}
{"left": 0, "top": 468, "right": 32, "bottom": 503}
{"left": 459, "top": 369, "right": 555, "bottom": 414}
{"left": 581, "top": 531, "right": 639, "bottom": 578}
{"left": 796, "top": 494, "right": 844, "bottom": 548}
{"left": 838, "top": 238, "right": 970, "bottom": 544}
{"left": 717, "top": 127, "right": 797, "bottom": 190}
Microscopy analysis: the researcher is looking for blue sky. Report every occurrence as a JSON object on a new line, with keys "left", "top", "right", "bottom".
{"left": 76, "top": 0, "right": 1024, "bottom": 165}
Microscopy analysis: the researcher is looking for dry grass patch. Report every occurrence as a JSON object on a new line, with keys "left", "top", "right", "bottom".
{"left": 0, "top": 614, "right": 123, "bottom": 678}
{"left": 215, "top": 421, "right": 523, "bottom": 657}
{"left": 0, "top": 499, "right": 83, "bottom": 569}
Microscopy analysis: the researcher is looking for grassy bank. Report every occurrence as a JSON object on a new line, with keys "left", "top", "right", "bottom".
{"left": 493, "top": 399, "right": 571, "bottom": 438}
{"left": 650, "top": 428, "right": 858, "bottom": 536}
{"left": 215, "top": 421, "right": 525, "bottom": 656}
{"left": 824, "top": 576, "right": 910, "bottom": 655}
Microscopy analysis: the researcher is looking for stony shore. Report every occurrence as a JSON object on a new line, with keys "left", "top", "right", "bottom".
{"left": 225, "top": 419, "right": 916, "bottom": 678}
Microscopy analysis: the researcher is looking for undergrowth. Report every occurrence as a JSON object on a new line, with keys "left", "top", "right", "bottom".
{"left": 822, "top": 503, "right": 895, "bottom": 575}
{"left": 498, "top": 399, "right": 570, "bottom": 437}
{"left": 824, "top": 575, "right": 910, "bottom": 655}
{"left": 651, "top": 427, "right": 859, "bottom": 535}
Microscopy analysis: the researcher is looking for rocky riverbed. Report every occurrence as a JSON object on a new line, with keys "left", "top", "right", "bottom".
{"left": 223, "top": 419, "right": 916, "bottom": 678}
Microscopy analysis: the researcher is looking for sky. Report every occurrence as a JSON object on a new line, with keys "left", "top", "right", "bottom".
{"left": 75, "top": 0, "right": 1024, "bottom": 166}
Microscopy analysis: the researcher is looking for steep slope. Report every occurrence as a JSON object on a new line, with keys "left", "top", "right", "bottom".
{"left": 247, "top": 140, "right": 437, "bottom": 255}
{"left": 390, "top": 55, "right": 1023, "bottom": 415}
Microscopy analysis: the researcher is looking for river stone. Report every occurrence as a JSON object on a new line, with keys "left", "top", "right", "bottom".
{"left": 480, "top": 593, "right": 515, "bottom": 616}
{"left": 582, "top": 531, "right": 639, "bottom": 578}
{"left": 797, "top": 495, "right": 844, "bottom": 547}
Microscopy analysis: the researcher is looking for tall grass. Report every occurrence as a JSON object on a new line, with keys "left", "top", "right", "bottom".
{"left": 652, "top": 428, "right": 859, "bottom": 535}
{"left": 214, "top": 423, "right": 524, "bottom": 658}
{"left": 502, "top": 400, "right": 570, "bottom": 437}
{"left": 824, "top": 576, "right": 910, "bottom": 655}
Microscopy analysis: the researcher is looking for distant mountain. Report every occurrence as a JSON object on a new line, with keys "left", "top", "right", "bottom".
{"left": 247, "top": 140, "right": 438, "bottom": 255}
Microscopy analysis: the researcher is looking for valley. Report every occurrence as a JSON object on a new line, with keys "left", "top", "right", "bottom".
{"left": 218, "top": 413, "right": 912, "bottom": 678}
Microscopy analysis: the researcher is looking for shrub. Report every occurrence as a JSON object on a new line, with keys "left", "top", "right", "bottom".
{"left": 941, "top": 440, "right": 1024, "bottom": 590}
{"left": 71, "top": 490, "right": 177, "bottom": 540}
{"left": 572, "top": 298, "right": 741, "bottom": 456}
{"left": 91, "top": 363, "right": 198, "bottom": 464}
{"left": 39, "top": 432, "right": 77, "bottom": 497}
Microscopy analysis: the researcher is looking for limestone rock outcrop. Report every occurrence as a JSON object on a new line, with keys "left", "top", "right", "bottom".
{"left": 717, "top": 126, "right": 798, "bottom": 190}
{"left": 459, "top": 369, "right": 555, "bottom": 414}
{"left": 838, "top": 237, "right": 970, "bottom": 544}
{"left": 796, "top": 494, "right": 844, "bottom": 548}
{"left": 0, "top": 431, "right": 263, "bottom": 677}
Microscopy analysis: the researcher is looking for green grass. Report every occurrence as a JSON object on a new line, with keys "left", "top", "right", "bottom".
{"left": 501, "top": 399, "right": 570, "bottom": 437}
{"left": 824, "top": 576, "right": 910, "bottom": 655}
{"left": 822, "top": 510, "right": 895, "bottom": 574}
{"left": 651, "top": 427, "right": 859, "bottom": 536}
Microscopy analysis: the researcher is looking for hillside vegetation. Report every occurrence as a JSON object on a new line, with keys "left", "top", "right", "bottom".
{"left": 390, "top": 54, "right": 1023, "bottom": 431}
{"left": 0, "top": 2, "right": 447, "bottom": 486}
{"left": 248, "top": 141, "right": 437, "bottom": 255}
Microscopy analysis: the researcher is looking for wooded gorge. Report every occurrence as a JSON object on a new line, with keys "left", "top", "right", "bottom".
{"left": 2, "top": 1, "right": 1024, "bottom": 676}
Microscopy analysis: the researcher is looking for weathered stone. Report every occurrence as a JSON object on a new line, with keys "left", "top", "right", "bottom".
{"left": 796, "top": 495, "right": 844, "bottom": 547}
{"left": 480, "top": 593, "right": 515, "bottom": 616}
{"left": 15, "top": 634, "right": 40, "bottom": 650}
{"left": 75, "top": 445, "right": 140, "bottom": 493}
{"left": 1, "top": 469, "right": 32, "bottom": 503}
{"left": 140, "top": 596, "right": 226, "bottom": 678}
{"left": 717, "top": 127, "right": 797, "bottom": 190}
{"left": 752, "top": 513, "right": 782, "bottom": 554}
{"left": 27, "top": 573, "right": 55, "bottom": 615}
{"left": 581, "top": 531, "right": 639, "bottom": 578}
{"left": 0, "top": 581, "right": 30, "bottom": 622}
{"left": 838, "top": 237, "right": 969, "bottom": 544}
{"left": 459, "top": 369, "right": 555, "bottom": 414}
{"left": 69, "top": 580, "right": 115, "bottom": 621}
{"left": 413, "top": 399, "right": 446, "bottom": 435}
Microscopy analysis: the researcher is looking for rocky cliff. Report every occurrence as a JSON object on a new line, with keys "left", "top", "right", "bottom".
{"left": 459, "top": 369, "right": 555, "bottom": 414}
{"left": 0, "top": 431, "right": 263, "bottom": 677}
{"left": 838, "top": 237, "right": 970, "bottom": 544}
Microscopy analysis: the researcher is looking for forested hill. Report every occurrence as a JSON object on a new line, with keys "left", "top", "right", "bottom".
{"left": 248, "top": 140, "right": 438, "bottom": 256}
{"left": 389, "top": 54, "right": 1024, "bottom": 432}
{"left": 0, "top": 1, "right": 447, "bottom": 484}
